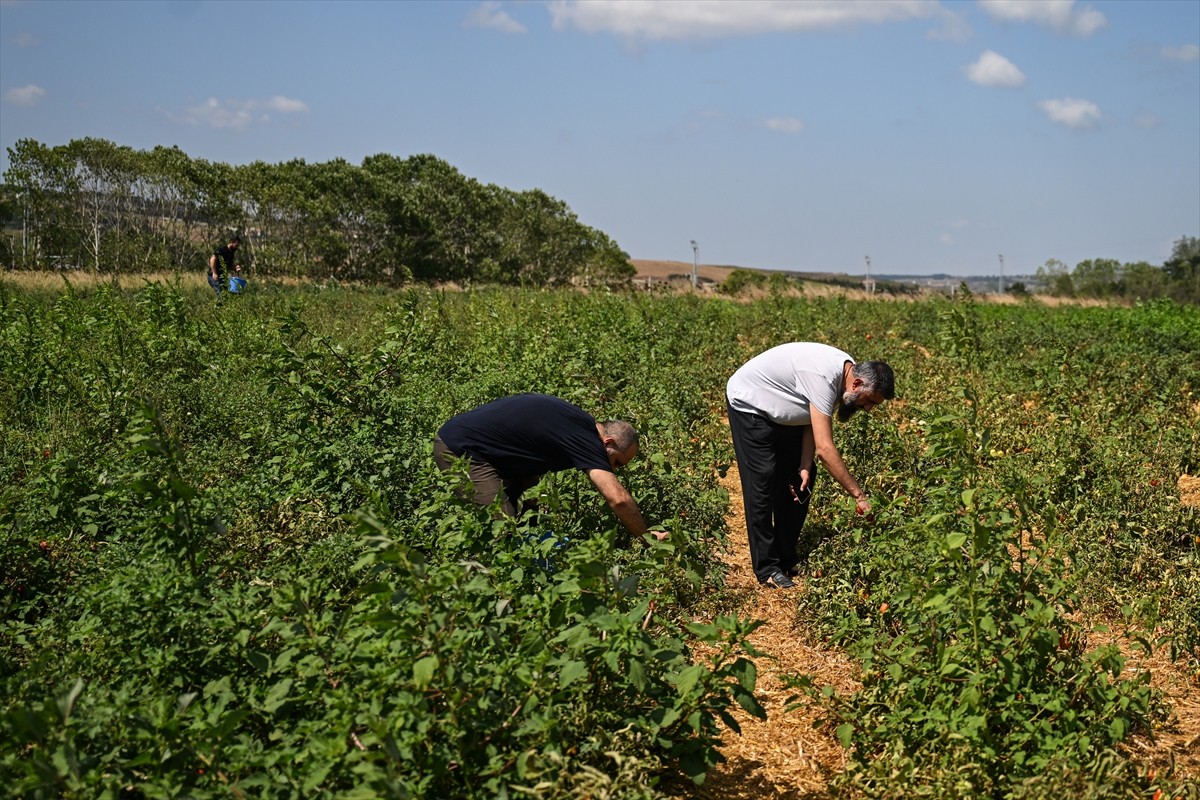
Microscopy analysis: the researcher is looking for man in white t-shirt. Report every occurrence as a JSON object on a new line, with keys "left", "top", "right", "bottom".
{"left": 726, "top": 342, "right": 895, "bottom": 588}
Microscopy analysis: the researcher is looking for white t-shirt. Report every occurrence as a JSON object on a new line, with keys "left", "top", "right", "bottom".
{"left": 726, "top": 342, "right": 853, "bottom": 426}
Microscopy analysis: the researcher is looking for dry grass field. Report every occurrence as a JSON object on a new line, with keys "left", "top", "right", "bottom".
{"left": 0, "top": 265, "right": 1124, "bottom": 308}
{"left": 630, "top": 259, "right": 735, "bottom": 284}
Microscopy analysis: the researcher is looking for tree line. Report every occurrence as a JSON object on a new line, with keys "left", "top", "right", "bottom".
{"left": 1031, "top": 237, "right": 1200, "bottom": 304}
{"left": 0, "top": 137, "right": 634, "bottom": 286}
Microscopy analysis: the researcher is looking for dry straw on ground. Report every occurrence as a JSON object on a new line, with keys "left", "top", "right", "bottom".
{"left": 670, "top": 463, "right": 856, "bottom": 800}
{"left": 671, "top": 465, "right": 1200, "bottom": 798}
{"left": 1092, "top": 626, "right": 1200, "bottom": 780}
{"left": 1180, "top": 474, "right": 1200, "bottom": 509}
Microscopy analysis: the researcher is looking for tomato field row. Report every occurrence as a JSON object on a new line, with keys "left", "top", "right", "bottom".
{"left": 1, "top": 277, "right": 1197, "bottom": 798}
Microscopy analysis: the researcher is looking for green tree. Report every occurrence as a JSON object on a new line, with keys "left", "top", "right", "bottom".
{"left": 1119, "top": 261, "right": 1166, "bottom": 300}
{"left": 578, "top": 229, "right": 635, "bottom": 286}
{"left": 63, "top": 137, "right": 146, "bottom": 273}
{"left": 4, "top": 139, "right": 81, "bottom": 268}
{"left": 499, "top": 188, "right": 592, "bottom": 285}
{"left": 3, "top": 138, "right": 630, "bottom": 288}
{"left": 235, "top": 159, "right": 314, "bottom": 278}
{"left": 363, "top": 153, "right": 488, "bottom": 283}
{"left": 306, "top": 158, "right": 392, "bottom": 281}
{"left": 721, "top": 269, "right": 767, "bottom": 295}
{"left": 1035, "top": 258, "right": 1073, "bottom": 296}
{"left": 139, "top": 145, "right": 211, "bottom": 271}
{"left": 1072, "top": 258, "right": 1120, "bottom": 298}
{"left": 1163, "top": 235, "right": 1199, "bottom": 303}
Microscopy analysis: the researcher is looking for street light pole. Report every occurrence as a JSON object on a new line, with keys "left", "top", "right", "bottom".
{"left": 690, "top": 240, "right": 698, "bottom": 289}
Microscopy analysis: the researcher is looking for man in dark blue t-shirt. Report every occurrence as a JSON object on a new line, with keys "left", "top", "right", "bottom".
{"left": 208, "top": 235, "right": 241, "bottom": 295}
{"left": 434, "top": 394, "right": 667, "bottom": 540}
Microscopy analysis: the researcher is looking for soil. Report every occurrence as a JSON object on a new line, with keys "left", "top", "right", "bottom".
{"left": 671, "top": 461, "right": 853, "bottom": 799}
{"left": 669, "top": 462, "right": 1200, "bottom": 798}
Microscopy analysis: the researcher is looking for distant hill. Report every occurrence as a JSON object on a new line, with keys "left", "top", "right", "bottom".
{"left": 630, "top": 259, "right": 733, "bottom": 284}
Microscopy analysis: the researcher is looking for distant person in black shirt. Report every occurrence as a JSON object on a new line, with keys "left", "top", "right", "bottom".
{"left": 434, "top": 394, "right": 668, "bottom": 541}
{"left": 208, "top": 235, "right": 241, "bottom": 295}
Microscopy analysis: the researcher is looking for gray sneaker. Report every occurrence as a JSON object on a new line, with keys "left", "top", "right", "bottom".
{"left": 763, "top": 569, "right": 795, "bottom": 589}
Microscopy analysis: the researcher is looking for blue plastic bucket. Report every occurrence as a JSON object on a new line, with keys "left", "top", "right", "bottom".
{"left": 229, "top": 276, "right": 247, "bottom": 293}
{"left": 527, "top": 531, "right": 572, "bottom": 572}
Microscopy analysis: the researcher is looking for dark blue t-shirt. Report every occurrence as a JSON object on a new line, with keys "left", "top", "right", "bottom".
{"left": 213, "top": 243, "right": 238, "bottom": 277}
{"left": 437, "top": 394, "right": 612, "bottom": 477}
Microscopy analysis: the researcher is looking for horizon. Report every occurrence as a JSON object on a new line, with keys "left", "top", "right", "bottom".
{"left": 633, "top": 257, "right": 1076, "bottom": 280}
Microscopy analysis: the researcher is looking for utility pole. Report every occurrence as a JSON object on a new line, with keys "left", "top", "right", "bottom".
{"left": 864, "top": 255, "right": 875, "bottom": 295}
{"left": 690, "top": 240, "right": 699, "bottom": 289}
{"left": 998, "top": 253, "right": 1005, "bottom": 294}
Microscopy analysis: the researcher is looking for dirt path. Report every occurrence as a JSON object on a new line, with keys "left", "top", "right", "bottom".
{"left": 671, "top": 463, "right": 1199, "bottom": 798}
{"left": 675, "top": 463, "right": 854, "bottom": 799}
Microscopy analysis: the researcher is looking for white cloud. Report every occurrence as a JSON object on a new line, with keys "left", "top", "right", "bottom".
{"left": 926, "top": 8, "right": 972, "bottom": 42}
{"left": 169, "top": 96, "right": 307, "bottom": 129}
{"left": 265, "top": 95, "right": 309, "bottom": 113}
{"left": 764, "top": 116, "right": 805, "bottom": 134}
{"left": 176, "top": 98, "right": 255, "bottom": 129}
{"left": 11, "top": 31, "right": 39, "bottom": 46}
{"left": 547, "top": 0, "right": 948, "bottom": 41}
{"left": 179, "top": 101, "right": 229, "bottom": 127}
{"left": 940, "top": 232, "right": 954, "bottom": 245}
{"left": 6, "top": 83, "right": 45, "bottom": 106}
{"left": 1133, "top": 111, "right": 1160, "bottom": 129}
{"left": 464, "top": 1, "right": 526, "bottom": 34}
{"left": 964, "top": 50, "right": 1026, "bottom": 87}
{"left": 1037, "top": 97, "right": 1101, "bottom": 129}
{"left": 978, "top": 0, "right": 1107, "bottom": 37}
{"left": 1161, "top": 44, "right": 1200, "bottom": 63}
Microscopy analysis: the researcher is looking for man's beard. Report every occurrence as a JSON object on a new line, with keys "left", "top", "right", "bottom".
{"left": 837, "top": 391, "right": 861, "bottom": 422}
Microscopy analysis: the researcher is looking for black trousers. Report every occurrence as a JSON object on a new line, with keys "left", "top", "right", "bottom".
{"left": 727, "top": 401, "right": 817, "bottom": 582}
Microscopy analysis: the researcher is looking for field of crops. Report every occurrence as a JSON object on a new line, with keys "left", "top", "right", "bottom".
{"left": 2, "top": 275, "right": 1197, "bottom": 799}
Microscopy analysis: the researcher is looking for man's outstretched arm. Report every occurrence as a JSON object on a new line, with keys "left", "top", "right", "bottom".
{"left": 586, "top": 468, "right": 668, "bottom": 541}
{"left": 810, "top": 408, "right": 871, "bottom": 514}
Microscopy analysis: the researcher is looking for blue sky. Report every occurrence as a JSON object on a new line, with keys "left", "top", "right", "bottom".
{"left": 2, "top": 0, "right": 1197, "bottom": 276}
